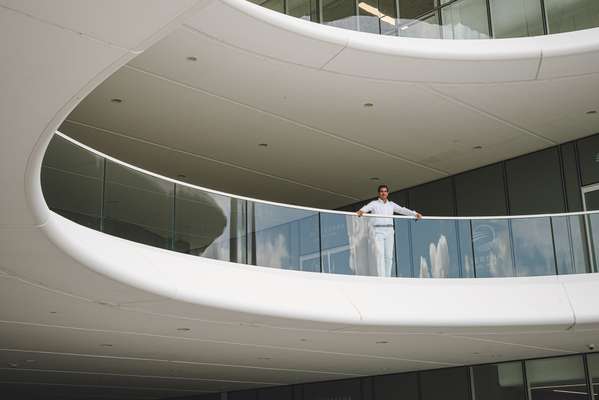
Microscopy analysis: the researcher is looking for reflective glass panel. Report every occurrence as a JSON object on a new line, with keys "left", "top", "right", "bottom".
{"left": 323, "top": 0, "right": 358, "bottom": 30}
{"left": 41, "top": 135, "right": 104, "bottom": 230}
{"left": 174, "top": 185, "right": 246, "bottom": 263}
{"left": 588, "top": 353, "right": 599, "bottom": 398}
{"left": 489, "top": 0, "right": 544, "bottom": 38}
{"left": 395, "top": 218, "right": 413, "bottom": 277}
{"left": 398, "top": 0, "right": 436, "bottom": 19}
{"left": 249, "top": 0, "right": 284, "bottom": 13}
{"left": 288, "top": 0, "right": 320, "bottom": 21}
{"left": 103, "top": 161, "right": 174, "bottom": 249}
{"left": 526, "top": 356, "right": 588, "bottom": 400}
{"left": 552, "top": 215, "right": 590, "bottom": 275}
{"left": 472, "top": 219, "right": 515, "bottom": 277}
{"left": 399, "top": 12, "right": 442, "bottom": 38}
{"left": 411, "top": 220, "right": 461, "bottom": 278}
{"left": 458, "top": 220, "right": 475, "bottom": 277}
{"left": 586, "top": 213, "right": 599, "bottom": 273}
{"left": 441, "top": 0, "right": 490, "bottom": 39}
{"left": 511, "top": 217, "right": 556, "bottom": 276}
{"left": 358, "top": 0, "right": 382, "bottom": 34}
{"left": 545, "top": 0, "right": 599, "bottom": 34}
{"left": 420, "top": 367, "right": 470, "bottom": 400}
{"left": 321, "top": 213, "right": 394, "bottom": 276}
{"left": 374, "top": 372, "right": 419, "bottom": 400}
{"left": 380, "top": 0, "right": 399, "bottom": 34}
{"left": 248, "top": 203, "right": 319, "bottom": 271}
{"left": 472, "top": 362, "right": 526, "bottom": 400}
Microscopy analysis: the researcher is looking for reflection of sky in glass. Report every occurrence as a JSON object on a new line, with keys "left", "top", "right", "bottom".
{"left": 512, "top": 218, "right": 555, "bottom": 277}
{"left": 472, "top": 220, "right": 514, "bottom": 277}
{"left": 412, "top": 220, "right": 460, "bottom": 278}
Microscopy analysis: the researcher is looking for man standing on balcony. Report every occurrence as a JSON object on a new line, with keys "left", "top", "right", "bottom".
{"left": 357, "top": 185, "right": 422, "bottom": 277}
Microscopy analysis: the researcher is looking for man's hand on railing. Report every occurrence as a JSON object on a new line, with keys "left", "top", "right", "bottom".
{"left": 415, "top": 212, "right": 423, "bottom": 220}
{"left": 356, "top": 210, "right": 364, "bottom": 217}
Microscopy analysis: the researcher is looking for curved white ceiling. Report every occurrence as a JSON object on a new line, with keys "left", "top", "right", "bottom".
{"left": 58, "top": 0, "right": 599, "bottom": 209}
{"left": 2, "top": 1, "right": 599, "bottom": 399}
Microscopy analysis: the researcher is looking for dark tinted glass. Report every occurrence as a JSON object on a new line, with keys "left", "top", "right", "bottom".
{"left": 323, "top": 0, "right": 358, "bottom": 30}
{"left": 545, "top": 0, "right": 599, "bottom": 34}
{"left": 303, "top": 378, "right": 362, "bottom": 400}
{"left": 41, "top": 135, "right": 104, "bottom": 229}
{"left": 249, "top": 0, "right": 284, "bottom": 12}
{"left": 288, "top": 0, "right": 320, "bottom": 21}
{"left": 248, "top": 203, "right": 319, "bottom": 271}
{"left": 472, "top": 219, "right": 515, "bottom": 277}
{"left": 258, "top": 386, "right": 293, "bottom": 400}
{"left": 589, "top": 353, "right": 599, "bottom": 397}
{"left": 398, "top": 0, "right": 436, "bottom": 19}
{"left": 409, "top": 178, "right": 455, "bottom": 216}
{"left": 395, "top": 219, "right": 413, "bottom": 277}
{"left": 472, "top": 362, "right": 526, "bottom": 400}
{"left": 373, "top": 372, "right": 419, "bottom": 400}
{"left": 455, "top": 164, "right": 507, "bottom": 216}
{"left": 512, "top": 217, "right": 556, "bottom": 276}
{"left": 561, "top": 143, "right": 582, "bottom": 212}
{"left": 420, "top": 367, "right": 470, "bottom": 400}
{"left": 174, "top": 185, "right": 246, "bottom": 263}
{"left": 552, "top": 215, "right": 590, "bottom": 274}
{"left": 506, "top": 148, "right": 565, "bottom": 214}
{"left": 103, "top": 160, "right": 174, "bottom": 249}
{"left": 229, "top": 390, "right": 257, "bottom": 400}
{"left": 526, "top": 356, "right": 588, "bottom": 400}
{"left": 577, "top": 135, "right": 599, "bottom": 186}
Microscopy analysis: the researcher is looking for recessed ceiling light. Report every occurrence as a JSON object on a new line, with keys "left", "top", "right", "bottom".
{"left": 473, "top": 145, "right": 483, "bottom": 150}
{"left": 257, "top": 357, "right": 272, "bottom": 360}
{"left": 110, "top": 98, "right": 123, "bottom": 104}
{"left": 176, "top": 327, "right": 191, "bottom": 331}
{"left": 49, "top": 311, "right": 57, "bottom": 314}
{"left": 300, "top": 338, "right": 308, "bottom": 342}
{"left": 186, "top": 56, "right": 198, "bottom": 61}
{"left": 587, "top": 110, "right": 597, "bottom": 114}
{"left": 8, "top": 363, "right": 18, "bottom": 368}
{"left": 100, "top": 344, "right": 113, "bottom": 347}
{"left": 25, "top": 359, "right": 36, "bottom": 363}
{"left": 258, "top": 143, "right": 268, "bottom": 148}
{"left": 177, "top": 174, "right": 186, "bottom": 179}
{"left": 376, "top": 340, "right": 389, "bottom": 344}
{"left": 370, "top": 177, "right": 380, "bottom": 181}
{"left": 364, "top": 102, "right": 374, "bottom": 108}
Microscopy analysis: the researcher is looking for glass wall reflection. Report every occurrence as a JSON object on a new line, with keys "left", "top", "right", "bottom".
{"left": 441, "top": 0, "right": 490, "bottom": 39}
{"left": 472, "top": 362, "right": 526, "bottom": 400}
{"left": 411, "top": 220, "right": 461, "bottom": 278}
{"left": 545, "top": 0, "right": 599, "bottom": 34}
{"left": 511, "top": 217, "right": 556, "bottom": 277}
{"left": 174, "top": 185, "right": 246, "bottom": 263}
{"left": 103, "top": 161, "right": 175, "bottom": 249}
{"left": 526, "top": 355, "right": 589, "bottom": 400}
{"left": 489, "top": 0, "right": 544, "bottom": 38}
{"left": 248, "top": 203, "right": 320, "bottom": 271}
{"left": 552, "top": 216, "right": 590, "bottom": 275}
{"left": 472, "top": 219, "right": 515, "bottom": 277}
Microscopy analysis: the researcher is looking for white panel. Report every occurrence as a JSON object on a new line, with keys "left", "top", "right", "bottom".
{"left": 560, "top": 273, "right": 599, "bottom": 329}
{"left": 0, "top": 0, "right": 203, "bottom": 50}
{"left": 538, "top": 27, "right": 599, "bottom": 79}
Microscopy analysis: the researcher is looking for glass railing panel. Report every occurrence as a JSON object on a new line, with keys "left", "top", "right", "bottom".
{"left": 586, "top": 213, "right": 599, "bottom": 273}
{"left": 102, "top": 160, "right": 175, "bottom": 249}
{"left": 410, "top": 219, "right": 462, "bottom": 278}
{"left": 588, "top": 353, "right": 599, "bottom": 397}
{"left": 287, "top": 0, "right": 319, "bottom": 21}
{"left": 458, "top": 220, "right": 475, "bottom": 278}
{"left": 441, "top": 0, "right": 490, "bottom": 39}
{"left": 41, "top": 135, "right": 104, "bottom": 230}
{"left": 174, "top": 184, "right": 247, "bottom": 263}
{"left": 398, "top": 12, "right": 442, "bottom": 38}
{"left": 511, "top": 217, "right": 556, "bottom": 277}
{"left": 322, "top": 0, "right": 359, "bottom": 31}
{"left": 471, "top": 219, "right": 515, "bottom": 277}
{"left": 526, "top": 355, "right": 588, "bottom": 400}
{"left": 544, "top": 0, "right": 599, "bottom": 34}
{"left": 320, "top": 213, "right": 387, "bottom": 276}
{"left": 395, "top": 218, "right": 413, "bottom": 277}
{"left": 248, "top": 202, "right": 320, "bottom": 271}
{"left": 488, "top": 0, "right": 544, "bottom": 38}
{"left": 552, "top": 215, "right": 591, "bottom": 275}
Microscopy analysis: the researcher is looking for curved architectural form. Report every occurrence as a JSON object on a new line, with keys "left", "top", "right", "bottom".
{"left": 2, "top": 1, "right": 599, "bottom": 399}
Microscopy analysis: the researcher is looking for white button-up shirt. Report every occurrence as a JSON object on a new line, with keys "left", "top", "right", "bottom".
{"left": 359, "top": 198, "right": 417, "bottom": 226}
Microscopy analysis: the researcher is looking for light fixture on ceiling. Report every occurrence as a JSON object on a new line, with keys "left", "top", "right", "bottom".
{"left": 370, "top": 177, "right": 380, "bottom": 181}
{"left": 258, "top": 143, "right": 268, "bottom": 148}
{"left": 375, "top": 340, "right": 389, "bottom": 344}
{"left": 588, "top": 343, "right": 596, "bottom": 351}
{"left": 8, "top": 363, "right": 18, "bottom": 368}
{"left": 587, "top": 110, "right": 597, "bottom": 114}
{"left": 358, "top": 2, "right": 396, "bottom": 26}
{"left": 110, "top": 98, "right": 123, "bottom": 104}
{"left": 257, "top": 357, "right": 272, "bottom": 360}
{"left": 100, "top": 343, "right": 113, "bottom": 347}
{"left": 363, "top": 102, "right": 374, "bottom": 108}
{"left": 186, "top": 56, "right": 198, "bottom": 61}
{"left": 176, "top": 327, "right": 191, "bottom": 332}
{"left": 177, "top": 174, "right": 186, "bottom": 180}
{"left": 473, "top": 145, "right": 483, "bottom": 150}
{"left": 49, "top": 311, "right": 57, "bottom": 314}
{"left": 25, "top": 359, "right": 35, "bottom": 363}
{"left": 300, "top": 338, "right": 308, "bottom": 342}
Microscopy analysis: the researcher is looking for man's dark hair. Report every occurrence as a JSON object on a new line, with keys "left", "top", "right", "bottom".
{"left": 377, "top": 184, "right": 389, "bottom": 193}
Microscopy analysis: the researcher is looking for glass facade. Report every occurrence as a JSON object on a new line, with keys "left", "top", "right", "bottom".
{"left": 42, "top": 133, "right": 599, "bottom": 279}
{"left": 249, "top": 0, "right": 599, "bottom": 38}
{"left": 208, "top": 354, "right": 598, "bottom": 400}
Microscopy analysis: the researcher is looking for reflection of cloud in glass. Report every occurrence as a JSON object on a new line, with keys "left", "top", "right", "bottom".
{"left": 473, "top": 222, "right": 512, "bottom": 277}
{"left": 347, "top": 217, "right": 378, "bottom": 276}
{"left": 257, "top": 233, "right": 289, "bottom": 269}
{"left": 419, "top": 235, "right": 449, "bottom": 278}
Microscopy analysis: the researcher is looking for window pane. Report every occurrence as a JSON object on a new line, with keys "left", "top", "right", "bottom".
{"left": 323, "top": 0, "right": 358, "bottom": 30}
{"left": 545, "top": 0, "right": 599, "bottom": 34}
{"left": 552, "top": 215, "right": 590, "bottom": 274}
{"left": 258, "top": 386, "right": 293, "bottom": 400}
{"left": 395, "top": 219, "right": 413, "bottom": 277}
{"left": 174, "top": 185, "right": 246, "bottom": 263}
{"left": 472, "top": 219, "right": 515, "bottom": 277}
{"left": 420, "top": 367, "right": 470, "bottom": 400}
{"left": 577, "top": 135, "right": 599, "bottom": 186}
{"left": 374, "top": 372, "right": 419, "bottom": 400}
{"left": 304, "top": 379, "right": 362, "bottom": 400}
{"left": 489, "top": 0, "right": 544, "bottom": 38}
{"left": 586, "top": 213, "right": 599, "bottom": 272}
{"left": 358, "top": 0, "right": 382, "bottom": 33}
{"left": 398, "top": 0, "right": 436, "bottom": 19}
{"left": 399, "top": 12, "right": 442, "bottom": 38}
{"left": 526, "top": 356, "right": 588, "bottom": 400}
{"left": 288, "top": 0, "right": 320, "bottom": 21}
{"left": 455, "top": 164, "right": 508, "bottom": 217}
{"left": 441, "top": 0, "right": 490, "bottom": 39}
{"left": 380, "top": 0, "right": 399, "bottom": 34}
{"left": 320, "top": 213, "right": 390, "bottom": 276}
{"left": 411, "top": 220, "right": 461, "bottom": 278}
{"left": 459, "top": 220, "right": 475, "bottom": 277}
{"left": 472, "top": 362, "right": 526, "bottom": 400}
{"left": 41, "top": 135, "right": 104, "bottom": 230}
{"left": 249, "top": 0, "right": 284, "bottom": 13}
{"left": 512, "top": 217, "right": 556, "bottom": 276}
{"left": 588, "top": 354, "right": 599, "bottom": 398}
{"left": 248, "top": 203, "right": 319, "bottom": 271}
{"left": 103, "top": 161, "right": 174, "bottom": 249}
{"left": 409, "top": 178, "right": 455, "bottom": 216}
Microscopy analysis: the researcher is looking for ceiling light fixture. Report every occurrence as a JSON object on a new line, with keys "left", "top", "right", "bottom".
{"left": 376, "top": 340, "right": 389, "bottom": 344}
{"left": 257, "top": 357, "right": 272, "bottom": 360}
{"left": 8, "top": 363, "right": 18, "bottom": 368}
{"left": 110, "top": 98, "right": 123, "bottom": 104}
{"left": 587, "top": 110, "right": 597, "bottom": 114}
{"left": 100, "top": 343, "right": 113, "bottom": 347}
{"left": 186, "top": 56, "right": 198, "bottom": 61}
{"left": 177, "top": 174, "right": 186, "bottom": 179}
{"left": 258, "top": 143, "right": 268, "bottom": 148}
{"left": 473, "top": 145, "right": 483, "bottom": 150}
{"left": 176, "top": 328, "right": 191, "bottom": 332}
{"left": 370, "top": 177, "right": 380, "bottom": 181}
{"left": 364, "top": 102, "right": 374, "bottom": 108}
{"left": 49, "top": 311, "right": 57, "bottom": 314}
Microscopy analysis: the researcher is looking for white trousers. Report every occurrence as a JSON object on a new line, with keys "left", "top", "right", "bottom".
{"left": 374, "top": 227, "right": 394, "bottom": 277}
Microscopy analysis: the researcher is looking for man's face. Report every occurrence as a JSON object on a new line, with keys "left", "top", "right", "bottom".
{"left": 378, "top": 188, "right": 388, "bottom": 201}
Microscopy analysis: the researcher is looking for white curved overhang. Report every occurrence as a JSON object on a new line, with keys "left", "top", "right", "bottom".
{"left": 2, "top": 0, "right": 599, "bottom": 396}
